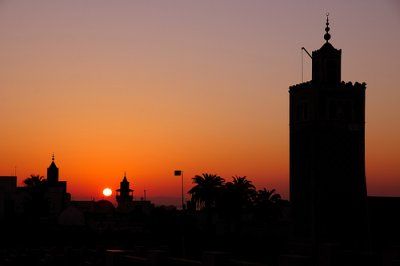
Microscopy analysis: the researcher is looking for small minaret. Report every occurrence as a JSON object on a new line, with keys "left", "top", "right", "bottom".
{"left": 116, "top": 173, "right": 133, "bottom": 207}
{"left": 47, "top": 153, "right": 59, "bottom": 186}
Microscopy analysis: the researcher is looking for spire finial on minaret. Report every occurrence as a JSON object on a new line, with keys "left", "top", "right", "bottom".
{"left": 324, "top": 12, "right": 331, "bottom": 42}
{"left": 52, "top": 153, "right": 55, "bottom": 162}
{"left": 123, "top": 172, "right": 128, "bottom": 182}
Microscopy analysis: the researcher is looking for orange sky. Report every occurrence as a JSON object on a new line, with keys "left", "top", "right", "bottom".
{"left": 0, "top": 1, "right": 399, "bottom": 205}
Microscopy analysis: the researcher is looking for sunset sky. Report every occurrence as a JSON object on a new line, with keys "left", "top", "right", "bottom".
{"left": 0, "top": 1, "right": 399, "bottom": 205}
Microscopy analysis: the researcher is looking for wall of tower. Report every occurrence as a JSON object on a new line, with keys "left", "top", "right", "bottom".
{"left": 47, "top": 165, "right": 59, "bottom": 185}
{"left": 289, "top": 81, "right": 368, "bottom": 248}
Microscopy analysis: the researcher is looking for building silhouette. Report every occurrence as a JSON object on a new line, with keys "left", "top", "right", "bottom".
{"left": 0, "top": 155, "right": 70, "bottom": 220}
{"left": 45, "top": 155, "right": 69, "bottom": 215}
{"left": 116, "top": 173, "right": 134, "bottom": 208}
{"left": 0, "top": 176, "right": 17, "bottom": 221}
{"left": 289, "top": 16, "right": 369, "bottom": 248}
{"left": 115, "top": 174, "right": 154, "bottom": 213}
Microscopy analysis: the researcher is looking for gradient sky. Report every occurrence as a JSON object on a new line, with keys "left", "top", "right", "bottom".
{"left": 0, "top": 0, "right": 399, "bottom": 205}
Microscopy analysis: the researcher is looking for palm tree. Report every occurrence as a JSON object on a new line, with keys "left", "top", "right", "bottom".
{"left": 216, "top": 176, "right": 256, "bottom": 226}
{"left": 188, "top": 173, "right": 225, "bottom": 210}
{"left": 221, "top": 176, "right": 256, "bottom": 211}
{"left": 23, "top": 174, "right": 48, "bottom": 217}
{"left": 230, "top": 176, "right": 256, "bottom": 206}
{"left": 253, "top": 188, "right": 283, "bottom": 221}
{"left": 23, "top": 174, "right": 46, "bottom": 188}
{"left": 255, "top": 188, "right": 281, "bottom": 204}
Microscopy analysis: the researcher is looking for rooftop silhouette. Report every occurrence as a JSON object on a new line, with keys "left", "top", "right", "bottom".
{"left": 0, "top": 13, "right": 399, "bottom": 266}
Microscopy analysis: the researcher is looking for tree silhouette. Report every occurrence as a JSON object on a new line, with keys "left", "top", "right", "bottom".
{"left": 23, "top": 174, "right": 49, "bottom": 217}
{"left": 188, "top": 173, "right": 225, "bottom": 210}
{"left": 23, "top": 174, "right": 46, "bottom": 188}
{"left": 255, "top": 188, "right": 281, "bottom": 204}
{"left": 215, "top": 176, "right": 257, "bottom": 231}
{"left": 187, "top": 174, "right": 286, "bottom": 231}
{"left": 229, "top": 176, "right": 256, "bottom": 207}
{"left": 220, "top": 176, "right": 256, "bottom": 213}
{"left": 253, "top": 188, "right": 283, "bottom": 221}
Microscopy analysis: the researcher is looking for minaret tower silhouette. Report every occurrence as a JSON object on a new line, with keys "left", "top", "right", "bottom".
{"left": 116, "top": 173, "right": 133, "bottom": 207}
{"left": 47, "top": 153, "right": 59, "bottom": 186}
{"left": 289, "top": 14, "right": 369, "bottom": 249}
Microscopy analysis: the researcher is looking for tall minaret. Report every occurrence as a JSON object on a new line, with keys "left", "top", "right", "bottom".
{"left": 47, "top": 153, "right": 59, "bottom": 186}
{"left": 289, "top": 15, "right": 368, "bottom": 249}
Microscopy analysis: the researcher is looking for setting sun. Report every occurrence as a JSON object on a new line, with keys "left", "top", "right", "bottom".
{"left": 102, "top": 188, "right": 112, "bottom": 197}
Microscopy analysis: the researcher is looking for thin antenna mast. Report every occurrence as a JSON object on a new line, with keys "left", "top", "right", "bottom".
{"left": 301, "top": 48, "right": 303, "bottom": 82}
{"left": 301, "top": 47, "right": 312, "bottom": 82}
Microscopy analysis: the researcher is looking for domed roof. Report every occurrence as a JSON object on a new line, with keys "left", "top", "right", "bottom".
{"left": 94, "top": 200, "right": 115, "bottom": 214}
{"left": 58, "top": 206, "right": 85, "bottom": 226}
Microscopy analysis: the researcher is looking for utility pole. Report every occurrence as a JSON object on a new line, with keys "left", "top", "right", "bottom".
{"left": 174, "top": 170, "right": 184, "bottom": 210}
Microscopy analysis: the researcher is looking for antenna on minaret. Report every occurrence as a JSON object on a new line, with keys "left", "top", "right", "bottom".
{"left": 300, "top": 13, "right": 330, "bottom": 82}
{"left": 301, "top": 47, "right": 312, "bottom": 82}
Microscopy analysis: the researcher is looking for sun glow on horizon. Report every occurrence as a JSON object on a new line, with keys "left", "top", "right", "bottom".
{"left": 0, "top": 1, "right": 399, "bottom": 202}
{"left": 102, "top": 188, "right": 112, "bottom": 197}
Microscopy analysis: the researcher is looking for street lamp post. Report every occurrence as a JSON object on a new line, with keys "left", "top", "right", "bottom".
{"left": 174, "top": 170, "right": 184, "bottom": 210}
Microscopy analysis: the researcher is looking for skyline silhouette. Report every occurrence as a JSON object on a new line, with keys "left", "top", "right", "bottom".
{"left": 0, "top": 8, "right": 400, "bottom": 265}
{"left": 0, "top": 1, "right": 399, "bottom": 202}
